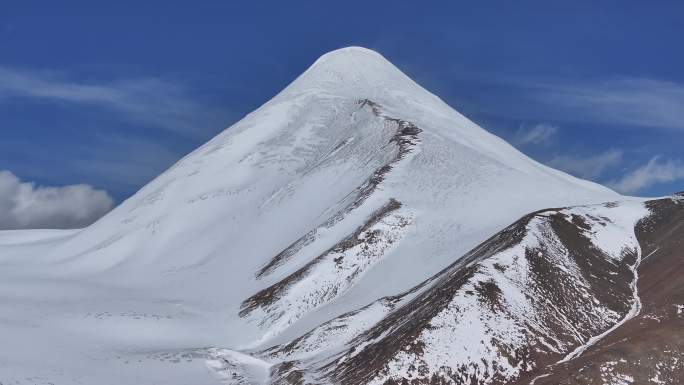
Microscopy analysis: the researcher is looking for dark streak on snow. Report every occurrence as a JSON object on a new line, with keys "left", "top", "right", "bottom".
{"left": 240, "top": 198, "right": 403, "bottom": 318}
{"left": 255, "top": 99, "right": 420, "bottom": 279}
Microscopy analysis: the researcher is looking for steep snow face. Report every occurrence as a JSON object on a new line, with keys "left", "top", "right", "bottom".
{"left": 0, "top": 47, "right": 621, "bottom": 384}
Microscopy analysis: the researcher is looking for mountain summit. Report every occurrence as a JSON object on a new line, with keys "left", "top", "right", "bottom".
{"left": 3, "top": 48, "right": 679, "bottom": 385}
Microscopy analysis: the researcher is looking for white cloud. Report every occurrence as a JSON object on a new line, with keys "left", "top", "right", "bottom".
{"left": 609, "top": 157, "right": 684, "bottom": 195}
{"left": 0, "top": 170, "right": 113, "bottom": 230}
{"left": 530, "top": 77, "right": 684, "bottom": 130}
{"left": 547, "top": 149, "right": 623, "bottom": 179}
{"left": 515, "top": 123, "right": 559, "bottom": 145}
{"left": 0, "top": 66, "right": 221, "bottom": 136}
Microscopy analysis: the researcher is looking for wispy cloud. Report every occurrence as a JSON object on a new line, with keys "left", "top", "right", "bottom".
{"left": 515, "top": 123, "right": 559, "bottom": 145}
{"left": 547, "top": 149, "right": 623, "bottom": 179}
{"left": 0, "top": 66, "right": 222, "bottom": 136}
{"left": 0, "top": 170, "right": 113, "bottom": 229}
{"left": 609, "top": 157, "right": 684, "bottom": 195}
{"left": 529, "top": 77, "right": 684, "bottom": 130}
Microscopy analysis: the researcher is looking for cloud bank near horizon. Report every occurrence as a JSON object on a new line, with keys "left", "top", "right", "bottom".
{"left": 0, "top": 170, "right": 113, "bottom": 230}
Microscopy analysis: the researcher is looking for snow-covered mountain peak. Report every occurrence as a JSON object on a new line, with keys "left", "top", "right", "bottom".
{"left": 276, "top": 46, "right": 435, "bottom": 107}
{"left": 299, "top": 46, "right": 406, "bottom": 88}
{"left": 0, "top": 47, "right": 644, "bottom": 385}
{"left": 45, "top": 47, "right": 618, "bottom": 281}
{"left": 309, "top": 46, "right": 389, "bottom": 71}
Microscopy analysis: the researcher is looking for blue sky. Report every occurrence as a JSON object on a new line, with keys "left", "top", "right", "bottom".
{"left": 1, "top": 2, "right": 684, "bottom": 227}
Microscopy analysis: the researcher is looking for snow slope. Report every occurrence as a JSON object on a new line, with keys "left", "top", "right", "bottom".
{"left": 0, "top": 47, "right": 625, "bottom": 384}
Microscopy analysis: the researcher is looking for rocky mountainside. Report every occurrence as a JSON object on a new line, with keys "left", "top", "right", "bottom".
{"left": 215, "top": 197, "right": 681, "bottom": 385}
{"left": 530, "top": 194, "right": 684, "bottom": 385}
{"left": 0, "top": 47, "right": 681, "bottom": 385}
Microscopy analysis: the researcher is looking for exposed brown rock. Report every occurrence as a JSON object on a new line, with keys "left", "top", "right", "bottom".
{"left": 530, "top": 197, "right": 684, "bottom": 385}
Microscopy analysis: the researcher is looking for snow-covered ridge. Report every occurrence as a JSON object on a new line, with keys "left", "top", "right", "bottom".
{"left": 206, "top": 200, "right": 651, "bottom": 385}
{"left": 357, "top": 202, "right": 649, "bottom": 385}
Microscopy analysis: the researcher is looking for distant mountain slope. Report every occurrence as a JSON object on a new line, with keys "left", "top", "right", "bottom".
{"left": 1, "top": 47, "right": 666, "bottom": 385}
